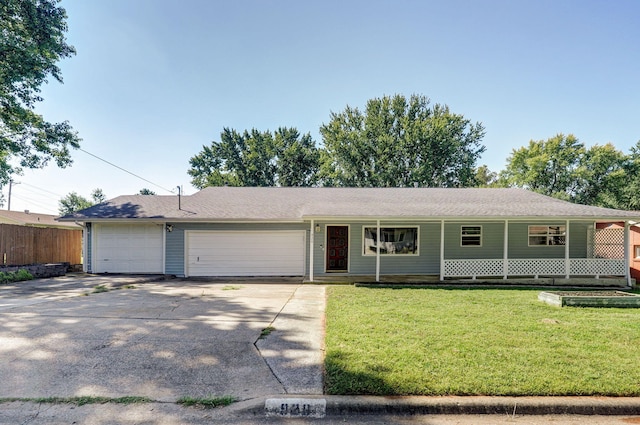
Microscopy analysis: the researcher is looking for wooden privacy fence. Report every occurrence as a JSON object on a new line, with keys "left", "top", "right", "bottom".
{"left": 0, "top": 223, "right": 82, "bottom": 266}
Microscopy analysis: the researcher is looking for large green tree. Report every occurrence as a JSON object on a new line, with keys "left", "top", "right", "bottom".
{"left": 573, "top": 143, "right": 626, "bottom": 207}
{"left": 188, "top": 127, "right": 319, "bottom": 188}
{"left": 0, "top": 0, "right": 80, "bottom": 188}
{"left": 501, "top": 134, "right": 630, "bottom": 207}
{"left": 610, "top": 141, "right": 640, "bottom": 211}
{"left": 501, "top": 134, "right": 585, "bottom": 200}
{"left": 319, "top": 94, "right": 486, "bottom": 187}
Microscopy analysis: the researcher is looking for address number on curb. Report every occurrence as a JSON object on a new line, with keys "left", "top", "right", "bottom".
{"left": 265, "top": 398, "right": 327, "bottom": 418}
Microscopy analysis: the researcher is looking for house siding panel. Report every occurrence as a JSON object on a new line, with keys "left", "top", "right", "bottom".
{"left": 165, "top": 222, "right": 309, "bottom": 277}
{"left": 444, "top": 222, "right": 504, "bottom": 260}
{"left": 508, "top": 222, "right": 570, "bottom": 259}
{"left": 569, "top": 222, "right": 590, "bottom": 258}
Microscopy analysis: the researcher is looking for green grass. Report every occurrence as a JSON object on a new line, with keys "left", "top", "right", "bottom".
{"left": 0, "top": 395, "right": 235, "bottom": 408}
{"left": 259, "top": 326, "right": 275, "bottom": 339}
{"left": 0, "top": 396, "right": 152, "bottom": 405}
{"left": 325, "top": 286, "right": 640, "bottom": 396}
{"left": 176, "top": 395, "right": 236, "bottom": 408}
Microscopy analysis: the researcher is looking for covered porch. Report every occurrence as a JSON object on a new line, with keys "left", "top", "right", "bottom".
{"left": 306, "top": 218, "right": 633, "bottom": 286}
{"left": 440, "top": 219, "right": 630, "bottom": 285}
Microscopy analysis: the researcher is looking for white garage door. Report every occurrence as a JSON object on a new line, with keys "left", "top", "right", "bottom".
{"left": 186, "top": 231, "right": 305, "bottom": 277}
{"left": 93, "top": 223, "right": 164, "bottom": 273}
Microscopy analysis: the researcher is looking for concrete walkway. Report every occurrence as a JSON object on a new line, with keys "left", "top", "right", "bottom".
{"left": 256, "top": 284, "right": 325, "bottom": 394}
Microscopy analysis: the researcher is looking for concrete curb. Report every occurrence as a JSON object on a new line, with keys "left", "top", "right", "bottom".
{"left": 232, "top": 395, "right": 640, "bottom": 417}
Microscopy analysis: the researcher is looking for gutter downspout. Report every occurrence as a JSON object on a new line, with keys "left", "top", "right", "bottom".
{"left": 376, "top": 219, "right": 380, "bottom": 282}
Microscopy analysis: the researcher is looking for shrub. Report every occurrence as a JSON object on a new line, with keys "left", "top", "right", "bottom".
{"left": 0, "top": 269, "right": 34, "bottom": 285}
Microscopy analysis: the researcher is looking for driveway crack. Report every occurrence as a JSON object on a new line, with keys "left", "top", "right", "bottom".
{"left": 253, "top": 283, "right": 303, "bottom": 394}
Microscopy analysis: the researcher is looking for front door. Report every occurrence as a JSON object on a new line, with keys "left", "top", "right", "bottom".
{"left": 326, "top": 226, "right": 348, "bottom": 272}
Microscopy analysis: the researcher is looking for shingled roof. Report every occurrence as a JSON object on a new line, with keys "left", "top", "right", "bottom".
{"left": 0, "top": 209, "right": 81, "bottom": 228}
{"left": 58, "top": 187, "right": 640, "bottom": 222}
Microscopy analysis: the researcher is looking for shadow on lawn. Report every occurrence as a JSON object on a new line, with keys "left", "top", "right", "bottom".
{"left": 324, "top": 351, "right": 396, "bottom": 395}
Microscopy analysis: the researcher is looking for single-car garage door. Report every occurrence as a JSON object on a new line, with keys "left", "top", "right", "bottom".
{"left": 93, "top": 223, "right": 164, "bottom": 273}
{"left": 186, "top": 230, "right": 305, "bottom": 277}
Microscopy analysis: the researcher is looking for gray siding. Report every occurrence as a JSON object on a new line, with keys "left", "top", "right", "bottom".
{"left": 165, "top": 222, "right": 309, "bottom": 277}
{"left": 312, "top": 222, "right": 440, "bottom": 276}
{"left": 444, "top": 222, "right": 504, "bottom": 260}
{"left": 569, "top": 222, "right": 590, "bottom": 258}
{"left": 508, "top": 221, "right": 590, "bottom": 259}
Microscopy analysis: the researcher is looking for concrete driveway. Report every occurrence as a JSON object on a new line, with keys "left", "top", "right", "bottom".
{"left": 0, "top": 275, "right": 325, "bottom": 402}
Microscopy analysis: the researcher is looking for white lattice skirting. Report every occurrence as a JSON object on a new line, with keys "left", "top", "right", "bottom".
{"left": 443, "top": 259, "right": 504, "bottom": 277}
{"left": 570, "top": 259, "right": 626, "bottom": 276}
{"left": 443, "top": 258, "right": 625, "bottom": 278}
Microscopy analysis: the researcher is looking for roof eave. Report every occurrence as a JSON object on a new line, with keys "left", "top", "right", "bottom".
{"left": 302, "top": 215, "right": 640, "bottom": 222}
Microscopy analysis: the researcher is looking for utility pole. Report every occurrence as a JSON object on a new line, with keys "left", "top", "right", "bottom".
{"left": 7, "top": 180, "right": 13, "bottom": 211}
{"left": 7, "top": 180, "right": 20, "bottom": 211}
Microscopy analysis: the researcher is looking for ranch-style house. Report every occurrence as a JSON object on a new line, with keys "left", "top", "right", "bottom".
{"left": 59, "top": 187, "right": 640, "bottom": 286}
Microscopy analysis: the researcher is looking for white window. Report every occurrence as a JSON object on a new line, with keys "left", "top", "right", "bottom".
{"left": 363, "top": 226, "right": 418, "bottom": 255}
{"left": 528, "top": 225, "right": 566, "bottom": 246}
{"left": 461, "top": 226, "right": 482, "bottom": 246}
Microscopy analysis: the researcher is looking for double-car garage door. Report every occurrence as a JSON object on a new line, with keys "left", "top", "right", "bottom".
{"left": 186, "top": 230, "right": 305, "bottom": 277}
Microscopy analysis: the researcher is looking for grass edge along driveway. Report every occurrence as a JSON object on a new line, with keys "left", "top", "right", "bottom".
{"left": 324, "top": 286, "right": 640, "bottom": 396}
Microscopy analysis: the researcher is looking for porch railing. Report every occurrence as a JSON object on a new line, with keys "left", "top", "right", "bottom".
{"left": 443, "top": 258, "right": 626, "bottom": 279}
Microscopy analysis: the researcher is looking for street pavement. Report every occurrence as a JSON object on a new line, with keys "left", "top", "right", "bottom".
{"left": 1, "top": 274, "right": 639, "bottom": 424}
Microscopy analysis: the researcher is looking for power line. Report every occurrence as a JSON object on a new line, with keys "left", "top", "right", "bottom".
{"left": 19, "top": 182, "right": 63, "bottom": 199}
{"left": 11, "top": 193, "right": 58, "bottom": 214}
{"left": 78, "top": 148, "right": 175, "bottom": 194}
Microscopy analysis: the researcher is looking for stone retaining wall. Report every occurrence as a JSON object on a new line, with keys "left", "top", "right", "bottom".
{"left": 0, "top": 263, "right": 69, "bottom": 278}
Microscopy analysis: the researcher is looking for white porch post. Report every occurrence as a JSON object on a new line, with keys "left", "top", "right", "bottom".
{"left": 376, "top": 219, "right": 381, "bottom": 282}
{"left": 503, "top": 220, "right": 509, "bottom": 279}
{"left": 625, "top": 221, "right": 631, "bottom": 287}
{"left": 565, "top": 220, "right": 570, "bottom": 279}
{"left": 440, "top": 220, "right": 445, "bottom": 281}
{"left": 309, "top": 219, "right": 315, "bottom": 282}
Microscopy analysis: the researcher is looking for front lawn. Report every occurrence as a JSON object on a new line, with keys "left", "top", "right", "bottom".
{"left": 325, "top": 286, "right": 640, "bottom": 396}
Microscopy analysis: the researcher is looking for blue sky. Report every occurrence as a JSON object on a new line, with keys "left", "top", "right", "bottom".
{"left": 7, "top": 0, "right": 640, "bottom": 214}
